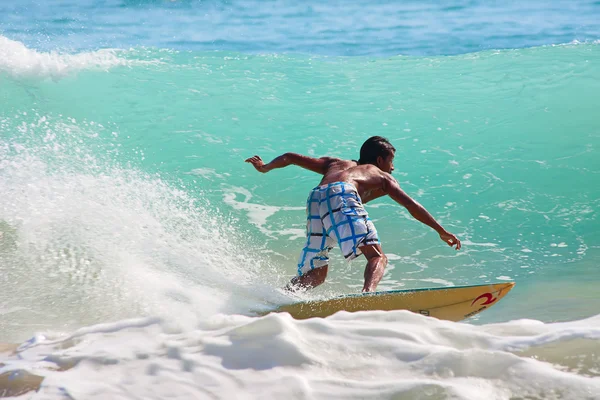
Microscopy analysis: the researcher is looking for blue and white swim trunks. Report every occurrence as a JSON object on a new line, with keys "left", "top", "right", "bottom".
{"left": 297, "top": 181, "right": 380, "bottom": 276}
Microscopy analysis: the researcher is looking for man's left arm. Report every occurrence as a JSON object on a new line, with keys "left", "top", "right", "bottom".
{"left": 245, "top": 153, "right": 336, "bottom": 175}
{"left": 383, "top": 174, "right": 462, "bottom": 250}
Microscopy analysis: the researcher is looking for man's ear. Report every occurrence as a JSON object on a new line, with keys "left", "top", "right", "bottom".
{"left": 376, "top": 155, "right": 383, "bottom": 167}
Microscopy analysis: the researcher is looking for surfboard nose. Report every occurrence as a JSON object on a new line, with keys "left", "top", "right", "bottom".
{"left": 498, "top": 281, "right": 516, "bottom": 297}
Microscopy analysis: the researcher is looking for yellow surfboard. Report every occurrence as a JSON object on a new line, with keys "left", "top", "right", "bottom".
{"left": 270, "top": 282, "right": 515, "bottom": 322}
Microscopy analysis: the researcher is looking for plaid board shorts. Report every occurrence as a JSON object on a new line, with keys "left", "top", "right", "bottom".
{"left": 296, "top": 181, "right": 380, "bottom": 276}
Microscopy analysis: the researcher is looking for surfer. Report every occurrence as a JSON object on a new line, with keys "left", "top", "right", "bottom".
{"left": 245, "top": 136, "right": 461, "bottom": 293}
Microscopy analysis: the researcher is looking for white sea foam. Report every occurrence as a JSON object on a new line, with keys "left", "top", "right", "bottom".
{"left": 1, "top": 312, "right": 598, "bottom": 399}
{"left": 460, "top": 240, "right": 498, "bottom": 247}
{"left": 222, "top": 185, "right": 304, "bottom": 238}
{"left": 0, "top": 114, "right": 285, "bottom": 342}
{"left": 0, "top": 36, "right": 129, "bottom": 78}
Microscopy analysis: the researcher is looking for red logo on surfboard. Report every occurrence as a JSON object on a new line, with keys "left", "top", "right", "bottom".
{"left": 471, "top": 293, "right": 497, "bottom": 307}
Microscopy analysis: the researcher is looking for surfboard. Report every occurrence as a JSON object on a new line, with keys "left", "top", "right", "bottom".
{"left": 268, "top": 282, "right": 515, "bottom": 321}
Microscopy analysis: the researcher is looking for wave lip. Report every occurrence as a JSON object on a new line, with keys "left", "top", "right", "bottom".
{"left": 0, "top": 35, "right": 128, "bottom": 78}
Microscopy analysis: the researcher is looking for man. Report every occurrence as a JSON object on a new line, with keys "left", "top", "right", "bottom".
{"left": 245, "top": 136, "right": 461, "bottom": 293}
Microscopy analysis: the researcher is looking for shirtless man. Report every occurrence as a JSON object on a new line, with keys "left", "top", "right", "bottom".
{"left": 245, "top": 136, "right": 461, "bottom": 293}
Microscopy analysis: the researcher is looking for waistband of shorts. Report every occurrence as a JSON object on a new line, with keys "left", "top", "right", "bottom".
{"left": 313, "top": 181, "right": 357, "bottom": 192}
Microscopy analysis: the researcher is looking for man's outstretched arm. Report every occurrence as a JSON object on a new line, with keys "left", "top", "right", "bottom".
{"left": 245, "top": 153, "right": 336, "bottom": 175}
{"left": 383, "top": 175, "right": 462, "bottom": 250}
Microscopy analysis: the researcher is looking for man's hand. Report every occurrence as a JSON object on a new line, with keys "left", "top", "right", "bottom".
{"left": 440, "top": 231, "right": 461, "bottom": 250}
{"left": 245, "top": 155, "right": 268, "bottom": 173}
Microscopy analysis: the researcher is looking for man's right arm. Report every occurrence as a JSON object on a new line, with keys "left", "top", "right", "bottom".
{"left": 245, "top": 153, "right": 337, "bottom": 175}
{"left": 383, "top": 174, "right": 461, "bottom": 250}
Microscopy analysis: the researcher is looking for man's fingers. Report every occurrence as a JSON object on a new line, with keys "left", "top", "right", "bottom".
{"left": 450, "top": 237, "right": 461, "bottom": 250}
{"left": 441, "top": 233, "right": 461, "bottom": 250}
{"left": 244, "top": 155, "right": 261, "bottom": 163}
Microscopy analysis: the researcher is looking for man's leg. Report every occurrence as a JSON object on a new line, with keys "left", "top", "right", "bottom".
{"left": 285, "top": 266, "right": 328, "bottom": 292}
{"left": 360, "top": 244, "right": 388, "bottom": 293}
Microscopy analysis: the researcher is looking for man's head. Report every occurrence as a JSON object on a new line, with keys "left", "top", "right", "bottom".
{"left": 358, "top": 136, "right": 396, "bottom": 173}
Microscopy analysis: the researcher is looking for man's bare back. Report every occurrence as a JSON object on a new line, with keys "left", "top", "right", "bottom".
{"left": 245, "top": 136, "right": 461, "bottom": 292}
{"left": 318, "top": 158, "right": 393, "bottom": 204}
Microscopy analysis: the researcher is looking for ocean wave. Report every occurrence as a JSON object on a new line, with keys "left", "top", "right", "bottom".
{"left": 1, "top": 39, "right": 599, "bottom": 399}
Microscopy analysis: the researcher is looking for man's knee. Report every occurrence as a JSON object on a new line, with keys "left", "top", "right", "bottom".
{"left": 381, "top": 253, "right": 388, "bottom": 266}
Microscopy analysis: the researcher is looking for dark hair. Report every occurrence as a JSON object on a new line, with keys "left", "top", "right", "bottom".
{"left": 358, "top": 136, "right": 396, "bottom": 165}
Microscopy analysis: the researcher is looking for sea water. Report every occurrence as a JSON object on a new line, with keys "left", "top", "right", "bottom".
{"left": 1, "top": 1, "right": 599, "bottom": 399}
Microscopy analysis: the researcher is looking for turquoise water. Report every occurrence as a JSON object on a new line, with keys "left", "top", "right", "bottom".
{"left": 2, "top": 39, "right": 599, "bottom": 332}
{"left": 1, "top": 3, "right": 600, "bottom": 398}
